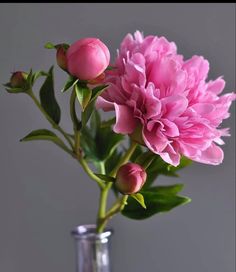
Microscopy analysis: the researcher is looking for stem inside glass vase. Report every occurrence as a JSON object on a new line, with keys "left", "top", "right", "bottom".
{"left": 71, "top": 224, "right": 113, "bottom": 272}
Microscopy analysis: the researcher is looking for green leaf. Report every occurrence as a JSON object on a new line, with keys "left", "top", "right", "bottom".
{"left": 44, "top": 42, "right": 56, "bottom": 49}
{"left": 20, "top": 129, "right": 64, "bottom": 146}
{"left": 142, "top": 156, "right": 192, "bottom": 189}
{"left": 90, "top": 110, "right": 101, "bottom": 138}
{"left": 31, "top": 71, "right": 48, "bottom": 85}
{"left": 144, "top": 184, "right": 184, "bottom": 195}
{"left": 80, "top": 126, "right": 98, "bottom": 161}
{"left": 39, "top": 66, "right": 61, "bottom": 124}
{"left": 122, "top": 184, "right": 191, "bottom": 220}
{"left": 61, "top": 76, "right": 78, "bottom": 93}
{"left": 130, "top": 193, "right": 146, "bottom": 209}
{"left": 105, "top": 149, "right": 123, "bottom": 174}
{"left": 44, "top": 42, "right": 70, "bottom": 50}
{"left": 130, "top": 144, "right": 143, "bottom": 161}
{"left": 135, "top": 150, "right": 156, "bottom": 169}
{"left": 94, "top": 174, "right": 116, "bottom": 183}
{"left": 81, "top": 99, "right": 96, "bottom": 127}
{"left": 90, "top": 85, "right": 108, "bottom": 102}
{"left": 95, "top": 127, "right": 124, "bottom": 161}
{"left": 75, "top": 84, "right": 92, "bottom": 111}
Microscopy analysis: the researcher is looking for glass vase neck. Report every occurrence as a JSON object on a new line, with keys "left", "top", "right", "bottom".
{"left": 71, "top": 224, "right": 113, "bottom": 272}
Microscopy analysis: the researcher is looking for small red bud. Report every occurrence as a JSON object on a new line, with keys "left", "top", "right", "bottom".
{"left": 56, "top": 45, "right": 68, "bottom": 71}
{"left": 10, "top": 71, "right": 28, "bottom": 88}
{"left": 115, "top": 163, "right": 147, "bottom": 195}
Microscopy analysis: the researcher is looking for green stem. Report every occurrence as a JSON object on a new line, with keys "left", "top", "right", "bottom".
{"left": 96, "top": 141, "right": 138, "bottom": 233}
{"left": 96, "top": 195, "right": 128, "bottom": 233}
{"left": 99, "top": 161, "right": 106, "bottom": 175}
{"left": 110, "top": 141, "right": 138, "bottom": 177}
{"left": 97, "top": 161, "right": 107, "bottom": 226}
{"left": 78, "top": 157, "right": 105, "bottom": 189}
{"left": 28, "top": 90, "right": 74, "bottom": 149}
{"left": 70, "top": 88, "right": 81, "bottom": 133}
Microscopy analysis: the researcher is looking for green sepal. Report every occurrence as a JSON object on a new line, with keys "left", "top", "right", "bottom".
{"left": 75, "top": 83, "right": 92, "bottom": 111}
{"left": 130, "top": 193, "right": 146, "bottom": 209}
{"left": 61, "top": 76, "right": 78, "bottom": 93}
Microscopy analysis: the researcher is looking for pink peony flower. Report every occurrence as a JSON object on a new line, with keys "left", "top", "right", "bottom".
{"left": 115, "top": 163, "right": 147, "bottom": 194}
{"left": 67, "top": 38, "right": 110, "bottom": 80}
{"left": 96, "top": 31, "right": 236, "bottom": 166}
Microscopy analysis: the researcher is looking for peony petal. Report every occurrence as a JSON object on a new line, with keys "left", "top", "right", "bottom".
{"left": 161, "top": 119, "right": 179, "bottom": 137}
{"left": 207, "top": 77, "right": 225, "bottom": 95}
{"left": 191, "top": 143, "right": 224, "bottom": 165}
{"left": 159, "top": 143, "right": 181, "bottom": 166}
{"left": 113, "top": 104, "right": 137, "bottom": 134}
{"left": 161, "top": 95, "right": 188, "bottom": 120}
{"left": 142, "top": 124, "right": 169, "bottom": 153}
{"left": 96, "top": 96, "right": 114, "bottom": 112}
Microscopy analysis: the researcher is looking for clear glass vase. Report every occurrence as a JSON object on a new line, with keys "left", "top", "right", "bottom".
{"left": 71, "top": 224, "right": 113, "bottom": 272}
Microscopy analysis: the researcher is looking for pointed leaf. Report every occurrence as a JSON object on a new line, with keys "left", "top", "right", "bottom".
{"left": 75, "top": 84, "right": 92, "bottom": 111}
{"left": 130, "top": 193, "right": 146, "bottom": 209}
{"left": 95, "top": 127, "right": 124, "bottom": 161}
{"left": 31, "top": 71, "right": 48, "bottom": 85}
{"left": 20, "top": 129, "right": 64, "bottom": 146}
{"left": 143, "top": 156, "right": 193, "bottom": 189}
{"left": 90, "top": 110, "right": 101, "bottom": 137}
{"left": 122, "top": 184, "right": 191, "bottom": 220}
{"left": 39, "top": 66, "right": 61, "bottom": 124}
{"left": 91, "top": 85, "right": 108, "bottom": 102}
{"left": 61, "top": 76, "right": 78, "bottom": 93}
{"left": 81, "top": 99, "right": 96, "bottom": 127}
{"left": 135, "top": 150, "right": 156, "bottom": 169}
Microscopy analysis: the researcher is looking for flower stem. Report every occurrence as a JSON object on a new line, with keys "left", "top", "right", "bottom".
{"left": 78, "top": 157, "right": 105, "bottom": 189}
{"left": 96, "top": 141, "right": 138, "bottom": 233}
{"left": 28, "top": 90, "right": 74, "bottom": 149}
{"left": 110, "top": 141, "right": 138, "bottom": 177}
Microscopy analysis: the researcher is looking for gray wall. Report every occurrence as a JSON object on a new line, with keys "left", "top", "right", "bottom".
{"left": 0, "top": 3, "right": 235, "bottom": 272}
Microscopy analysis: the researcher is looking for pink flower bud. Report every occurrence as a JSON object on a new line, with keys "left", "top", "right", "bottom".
{"left": 56, "top": 45, "right": 68, "bottom": 71}
{"left": 66, "top": 38, "right": 110, "bottom": 80}
{"left": 115, "top": 163, "right": 147, "bottom": 194}
{"left": 10, "top": 71, "right": 28, "bottom": 88}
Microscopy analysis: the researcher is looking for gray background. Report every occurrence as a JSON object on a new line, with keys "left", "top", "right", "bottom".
{"left": 0, "top": 3, "right": 235, "bottom": 272}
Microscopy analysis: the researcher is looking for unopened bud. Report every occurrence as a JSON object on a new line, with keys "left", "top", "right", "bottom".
{"left": 115, "top": 163, "right": 147, "bottom": 194}
{"left": 10, "top": 71, "right": 28, "bottom": 88}
{"left": 56, "top": 45, "right": 68, "bottom": 71}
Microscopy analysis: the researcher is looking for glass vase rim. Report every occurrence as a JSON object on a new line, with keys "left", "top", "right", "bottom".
{"left": 71, "top": 224, "right": 113, "bottom": 241}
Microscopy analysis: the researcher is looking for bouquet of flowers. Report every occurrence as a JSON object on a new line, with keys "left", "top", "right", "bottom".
{"left": 4, "top": 30, "right": 235, "bottom": 234}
